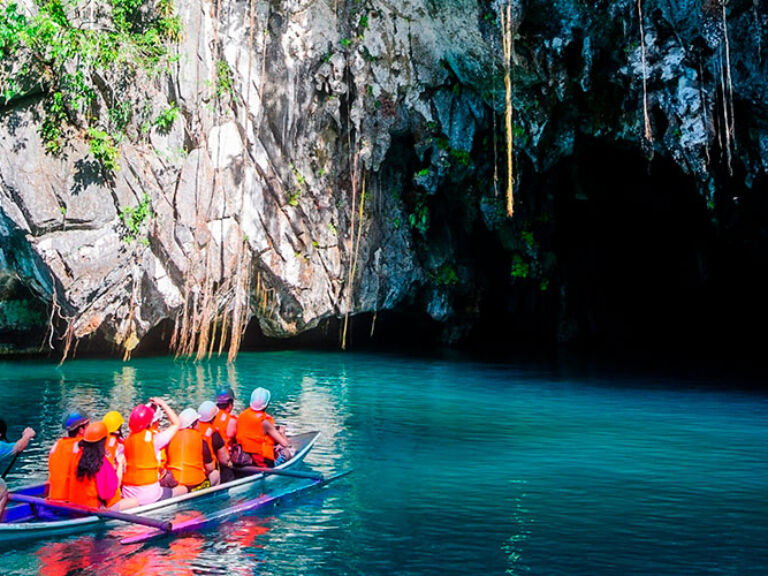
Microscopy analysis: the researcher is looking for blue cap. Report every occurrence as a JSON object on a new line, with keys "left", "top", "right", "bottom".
{"left": 62, "top": 411, "right": 90, "bottom": 432}
{"left": 216, "top": 387, "right": 235, "bottom": 404}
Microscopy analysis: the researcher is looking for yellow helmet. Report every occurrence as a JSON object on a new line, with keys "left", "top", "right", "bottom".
{"left": 102, "top": 411, "right": 124, "bottom": 434}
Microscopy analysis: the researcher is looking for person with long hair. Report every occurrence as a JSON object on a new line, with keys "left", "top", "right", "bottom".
{"left": 48, "top": 410, "right": 89, "bottom": 501}
{"left": 68, "top": 422, "right": 138, "bottom": 510}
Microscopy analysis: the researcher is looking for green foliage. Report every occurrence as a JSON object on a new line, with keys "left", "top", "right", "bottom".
{"left": 510, "top": 253, "right": 530, "bottom": 279}
{"left": 215, "top": 59, "right": 234, "bottom": 100}
{"left": 0, "top": 2, "right": 26, "bottom": 59}
{"left": 521, "top": 229, "right": 535, "bottom": 249}
{"left": 415, "top": 168, "right": 430, "bottom": 178}
{"left": 87, "top": 127, "right": 120, "bottom": 173}
{"left": 109, "top": 102, "right": 133, "bottom": 132}
{"left": 432, "top": 264, "right": 459, "bottom": 287}
{"left": 449, "top": 148, "right": 472, "bottom": 167}
{"left": 0, "top": 0, "right": 181, "bottom": 166}
{"left": 340, "top": 37, "right": 352, "bottom": 48}
{"left": 41, "top": 91, "right": 67, "bottom": 154}
{"left": 119, "top": 193, "right": 152, "bottom": 244}
{"left": 291, "top": 163, "right": 306, "bottom": 186}
{"left": 408, "top": 198, "right": 429, "bottom": 235}
{"left": 154, "top": 103, "right": 179, "bottom": 133}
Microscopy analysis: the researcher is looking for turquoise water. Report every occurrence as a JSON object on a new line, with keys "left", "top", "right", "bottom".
{"left": 1, "top": 351, "right": 767, "bottom": 575}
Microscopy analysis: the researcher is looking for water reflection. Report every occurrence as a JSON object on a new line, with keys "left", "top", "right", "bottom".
{"left": 1, "top": 352, "right": 766, "bottom": 575}
{"left": 502, "top": 480, "right": 531, "bottom": 575}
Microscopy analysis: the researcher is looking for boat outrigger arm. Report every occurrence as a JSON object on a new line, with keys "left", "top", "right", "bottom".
{"left": 121, "top": 469, "right": 352, "bottom": 545}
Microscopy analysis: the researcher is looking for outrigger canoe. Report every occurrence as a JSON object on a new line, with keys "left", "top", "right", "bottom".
{"left": 0, "top": 431, "right": 319, "bottom": 545}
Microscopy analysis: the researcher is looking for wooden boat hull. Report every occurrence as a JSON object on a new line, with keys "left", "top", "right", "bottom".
{"left": 0, "top": 431, "right": 319, "bottom": 545}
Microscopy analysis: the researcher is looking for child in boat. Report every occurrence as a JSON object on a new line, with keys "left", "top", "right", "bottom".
{"left": 197, "top": 401, "right": 234, "bottom": 483}
{"left": 68, "top": 422, "right": 139, "bottom": 511}
{"left": 122, "top": 398, "right": 186, "bottom": 505}
{"left": 165, "top": 408, "right": 220, "bottom": 492}
{"left": 102, "top": 411, "right": 125, "bottom": 469}
{"left": 235, "top": 388, "right": 293, "bottom": 468}
{"left": 213, "top": 388, "right": 238, "bottom": 449}
{"left": 48, "top": 411, "right": 89, "bottom": 501}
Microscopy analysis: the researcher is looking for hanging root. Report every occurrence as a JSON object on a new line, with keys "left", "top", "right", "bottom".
{"left": 228, "top": 238, "right": 252, "bottom": 363}
{"left": 341, "top": 142, "right": 362, "bottom": 351}
{"left": 721, "top": 0, "right": 735, "bottom": 174}
{"left": 499, "top": 1, "right": 515, "bottom": 217}
{"left": 637, "top": 0, "right": 653, "bottom": 144}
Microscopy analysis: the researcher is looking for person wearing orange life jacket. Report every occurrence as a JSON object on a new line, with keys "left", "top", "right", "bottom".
{"left": 122, "top": 397, "right": 186, "bottom": 505}
{"left": 235, "top": 388, "right": 293, "bottom": 468}
{"left": 69, "top": 422, "right": 139, "bottom": 511}
{"left": 197, "top": 401, "right": 234, "bottom": 483}
{"left": 48, "top": 411, "right": 89, "bottom": 501}
{"left": 166, "top": 408, "right": 219, "bottom": 493}
{"left": 213, "top": 388, "right": 238, "bottom": 449}
{"left": 102, "top": 411, "right": 125, "bottom": 470}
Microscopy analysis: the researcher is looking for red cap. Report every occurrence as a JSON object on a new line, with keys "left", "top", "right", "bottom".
{"left": 129, "top": 404, "right": 155, "bottom": 433}
{"left": 83, "top": 421, "right": 108, "bottom": 443}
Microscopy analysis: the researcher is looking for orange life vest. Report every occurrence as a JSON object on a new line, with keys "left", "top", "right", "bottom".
{"left": 236, "top": 408, "right": 275, "bottom": 461}
{"left": 123, "top": 429, "right": 160, "bottom": 486}
{"left": 166, "top": 429, "right": 206, "bottom": 487}
{"left": 150, "top": 424, "right": 168, "bottom": 471}
{"left": 199, "top": 421, "right": 218, "bottom": 465}
{"left": 47, "top": 437, "right": 81, "bottom": 501}
{"left": 105, "top": 434, "right": 123, "bottom": 468}
{"left": 213, "top": 410, "right": 237, "bottom": 446}
{"left": 68, "top": 456, "right": 121, "bottom": 508}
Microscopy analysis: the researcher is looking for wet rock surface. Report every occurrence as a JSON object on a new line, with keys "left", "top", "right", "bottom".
{"left": 0, "top": 0, "right": 766, "bottom": 356}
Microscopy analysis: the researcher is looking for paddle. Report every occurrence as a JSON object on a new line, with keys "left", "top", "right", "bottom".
{"left": 235, "top": 465, "right": 324, "bottom": 481}
{"left": 1, "top": 451, "right": 21, "bottom": 480}
{"left": 9, "top": 493, "right": 172, "bottom": 531}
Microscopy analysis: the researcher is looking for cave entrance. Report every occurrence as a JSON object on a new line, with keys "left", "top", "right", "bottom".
{"left": 554, "top": 137, "right": 768, "bottom": 367}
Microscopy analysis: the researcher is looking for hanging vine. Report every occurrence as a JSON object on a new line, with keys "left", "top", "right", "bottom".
{"left": 498, "top": 1, "right": 515, "bottom": 217}
{"left": 168, "top": 0, "right": 255, "bottom": 363}
{"left": 637, "top": 0, "right": 653, "bottom": 145}
{"left": 721, "top": 0, "right": 736, "bottom": 174}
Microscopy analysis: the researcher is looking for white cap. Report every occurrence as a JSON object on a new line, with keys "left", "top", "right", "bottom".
{"left": 198, "top": 401, "right": 218, "bottom": 423}
{"left": 179, "top": 408, "right": 199, "bottom": 429}
{"left": 250, "top": 387, "right": 271, "bottom": 411}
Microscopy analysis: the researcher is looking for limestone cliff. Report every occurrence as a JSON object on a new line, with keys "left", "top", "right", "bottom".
{"left": 0, "top": 0, "right": 766, "bottom": 356}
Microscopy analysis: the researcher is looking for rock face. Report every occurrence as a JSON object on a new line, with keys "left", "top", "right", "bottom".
{"left": 0, "top": 0, "right": 766, "bottom": 355}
